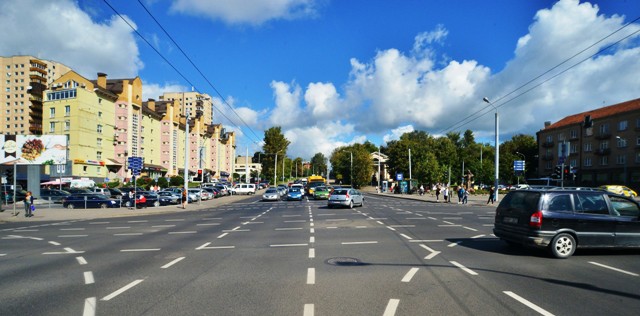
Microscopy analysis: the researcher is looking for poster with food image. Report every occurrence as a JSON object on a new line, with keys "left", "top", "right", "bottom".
{"left": 0, "top": 135, "right": 67, "bottom": 165}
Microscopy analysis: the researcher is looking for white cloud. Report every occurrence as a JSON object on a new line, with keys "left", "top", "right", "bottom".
{"left": 304, "top": 82, "right": 341, "bottom": 120}
{"left": 284, "top": 121, "right": 356, "bottom": 160}
{"left": 0, "top": 0, "right": 142, "bottom": 79}
{"left": 170, "top": 0, "right": 318, "bottom": 25}
{"left": 383, "top": 125, "right": 414, "bottom": 144}
{"left": 268, "top": 81, "right": 305, "bottom": 128}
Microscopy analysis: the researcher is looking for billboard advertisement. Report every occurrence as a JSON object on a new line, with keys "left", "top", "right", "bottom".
{"left": 1, "top": 135, "right": 67, "bottom": 165}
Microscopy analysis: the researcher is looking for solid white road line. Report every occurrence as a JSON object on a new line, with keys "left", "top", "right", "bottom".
{"left": 58, "top": 235, "right": 88, "bottom": 238}
{"left": 270, "top": 244, "right": 309, "bottom": 247}
{"left": 60, "top": 228, "right": 85, "bottom": 231}
{"left": 120, "top": 249, "right": 160, "bottom": 252}
{"left": 106, "top": 227, "right": 131, "bottom": 230}
{"left": 165, "top": 219, "right": 185, "bottom": 221}
{"left": 450, "top": 261, "right": 478, "bottom": 275}
{"left": 503, "top": 291, "right": 555, "bottom": 316}
{"left": 303, "top": 304, "right": 314, "bottom": 316}
{"left": 83, "top": 297, "right": 96, "bottom": 316}
{"left": 161, "top": 257, "right": 185, "bottom": 269}
{"left": 101, "top": 279, "right": 144, "bottom": 301}
{"left": 383, "top": 299, "right": 400, "bottom": 316}
{"left": 307, "top": 268, "right": 315, "bottom": 284}
{"left": 275, "top": 228, "right": 304, "bottom": 231}
{"left": 76, "top": 256, "right": 88, "bottom": 265}
{"left": 401, "top": 268, "right": 419, "bottom": 282}
{"left": 84, "top": 271, "right": 95, "bottom": 284}
{"left": 341, "top": 241, "right": 378, "bottom": 245}
{"left": 309, "top": 248, "right": 315, "bottom": 258}
{"left": 589, "top": 261, "right": 639, "bottom": 276}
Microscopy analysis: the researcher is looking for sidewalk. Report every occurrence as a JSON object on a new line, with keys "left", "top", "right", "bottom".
{"left": 0, "top": 194, "right": 256, "bottom": 223}
{"left": 360, "top": 186, "right": 500, "bottom": 207}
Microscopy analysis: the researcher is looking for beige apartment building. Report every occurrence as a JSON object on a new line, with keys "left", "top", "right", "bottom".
{"left": 1, "top": 55, "right": 70, "bottom": 135}
{"left": 536, "top": 98, "right": 640, "bottom": 191}
{"left": 159, "top": 91, "right": 214, "bottom": 126}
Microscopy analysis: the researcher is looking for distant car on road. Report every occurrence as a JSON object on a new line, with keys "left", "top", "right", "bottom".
{"left": 262, "top": 188, "right": 280, "bottom": 201}
{"left": 313, "top": 186, "right": 330, "bottom": 200}
{"left": 286, "top": 187, "right": 304, "bottom": 201}
{"left": 328, "top": 188, "right": 364, "bottom": 208}
{"left": 62, "top": 194, "right": 120, "bottom": 209}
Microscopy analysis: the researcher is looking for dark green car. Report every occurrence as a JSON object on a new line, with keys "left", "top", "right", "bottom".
{"left": 313, "top": 186, "right": 330, "bottom": 200}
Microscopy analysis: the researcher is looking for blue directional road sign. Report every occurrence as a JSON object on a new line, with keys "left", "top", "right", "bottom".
{"left": 396, "top": 173, "right": 404, "bottom": 181}
{"left": 127, "top": 157, "right": 143, "bottom": 176}
{"left": 513, "top": 160, "right": 525, "bottom": 171}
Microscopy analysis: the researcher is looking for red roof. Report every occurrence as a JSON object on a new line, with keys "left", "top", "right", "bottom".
{"left": 544, "top": 98, "right": 640, "bottom": 130}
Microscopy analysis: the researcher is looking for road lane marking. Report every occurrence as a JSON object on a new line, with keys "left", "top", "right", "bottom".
{"left": 307, "top": 268, "right": 315, "bottom": 284}
{"left": 326, "top": 219, "right": 348, "bottom": 221}
{"left": 222, "top": 229, "right": 250, "bottom": 232}
{"left": 76, "top": 256, "right": 88, "bottom": 265}
{"left": 106, "top": 227, "right": 131, "bottom": 229}
{"left": 310, "top": 228, "right": 315, "bottom": 233}
{"left": 60, "top": 228, "right": 85, "bottom": 231}
{"left": 406, "top": 218, "right": 427, "bottom": 220}
{"left": 448, "top": 242, "right": 462, "bottom": 247}
{"left": 120, "top": 249, "right": 160, "bottom": 252}
{"left": 270, "top": 244, "right": 309, "bottom": 247}
{"left": 438, "top": 224, "right": 462, "bottom": 227}
{"left": 49, "top": 241, "right": 61, "bottom": 246}
{"left": 401, "top": 268, "right": 419, "bottom": 282}
{"left": 503, "top": 291, "right": 555, "bottom": 316}
{"left": 309, "top": 248, "right": 315, "bottom": 258}
{"left": 442, "top": 221, "right": 455, "bottom": 225}
{"left": 310, "top": 236, "right": 315, "bottom": 243}
{"left": 152, "top": 225, "right": 175, "bottom": 228}
{"left": 43, "top": 247, "right": 84, "bottom": 255}
{"left": 168, "top": 231, "right": 197, "bottom": 234}
{"left": 275, "top": 228, "right": 304, "bottom": 231}
{"left": 165, "top": 219, "right": 185, "bottom": 222}
{"left": 463, "top": 226, "right": 479, "bottom": 231}
{"left": 303, "top": 304, "right": 314, "bottom": 316}
{"left": 341, "top": 241, "right": 378, "bottom": 245}
{"left": 161, "top": 257, "right": 185, "bottom": 269}
{"left": 101, "top": 279, "right": 144, "bottom": 301}
{"left": 84, "top": 271, "right": 95, "bottom": 284}
{"left": 58, "top": 235, "right": 88, "bottom": 238}
{"left": 589, "top": 261, "right": 639, "bottom": 276}
{"left": 400, "top": 234, "right": 413, "bottom": 240}
{"left": 390, "top": 225, "right": 415, "bottom": 228}
{"left": 419, "top": 244, "right": 441, "bottom": 259}
{"left": 428, "top": 217, "right": 437, "bottom": 220}
{"left": 383, "top": 299, "right": 400, "bottom": 316}
{"left": 450, "top": 261, "right": 478, "bottom": 275}
{"left": 218, "top": 233, "right": 228, "bottom": 239}
{"left": 127, "top": 220, "right": 148, "bottom": 223}
{"left": 410, "top": 240, "right": 444, "bottom": 242}
{"left": 196, "top": 223, "right": 220, "bottom": 226}
{"left": 284, "top": 220, "right": 306, "bottom": 223}
{"left": 89, "top": 222, "right": 109, "bottom": 224}
{"left": 471, "top": 234, "right": 486, "bottom": 239}
{"left": 83, "top": 297, "right": 96, "bottom": 316}
{"left": 202, "top": 217, "right": 222, "bottom": 220}
{"left": 114, "top": 233, "right": 143, "bottom": 236}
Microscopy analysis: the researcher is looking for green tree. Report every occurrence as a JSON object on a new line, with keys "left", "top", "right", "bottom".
{"left": 157, "top": 177, "right": 169, "bottom": 189}
{"left": 261, "top": 127, "right": 290, "bottom": 184}
{"left": 310, "top": 152, "right": 327, "bottom": 177}
{"left": 498, "top": 134, "right": 538, "bottom": 184}
{"left": 329, "top": 144, "right": 373, "bottom": 188}
{"left": 169, "top": 175, "right": 183, "bottom": 187}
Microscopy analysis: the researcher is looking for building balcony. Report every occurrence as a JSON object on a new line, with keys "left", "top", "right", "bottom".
{"left": 595, "top": 132, "right": 612, "bottom": 140}
{"left": 594, "top": 148, "right": 611, "bottom": 156}
{"left": 542, "top": 141, "right": 555, "bottom": 148}
{"left": 30, "top": 66, "right": 47, "bottom": 75}
{"left": 542, "top": 154, "right": 554, "bottom": 161}
{"left": 29, "top": 123, "right": 42, "bottom": 134}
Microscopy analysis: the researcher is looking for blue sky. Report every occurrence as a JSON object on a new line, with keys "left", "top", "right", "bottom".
{"left": 1, "top": 0, "right": 640, "bottom": 160}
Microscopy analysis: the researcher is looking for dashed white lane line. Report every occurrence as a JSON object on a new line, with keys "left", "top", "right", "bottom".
{"left": 463, "top": 226, "right": 478, "bottom": 232}
{"left": 83, "top": 297, "right": 96, "bottom": 316}
{"left": 399, "top": 233, "right": 413, "bottom": 240}
{"left": 60, "top": 228, "right": 85, "bottom": 231}
{"left": 341, "top": 241, "right": 378, "bottom": 245}
{"left": 161, "top": 257, "right": 185, "bottom": 269}
{"left": 106, "top": 227, "right": 131, "bottom": 230}
{"left": 152, "top": 225, "right": 175, "bottom": 228}
{"left": 284, "top": 220, "right": 306, "bottom": 223}
{"left": 168, "top": 231, "right": 197, "bottom": 234}
{"left": 309, "top": 248, "right": 315, "bottom": 258}
{"left": 448, "top": 242, "right": 462, "bottom": 248}
{"left": 307, "top": 268, "right": 315, "bottom": 284}
{"left": 409, "top": 240, "right": 444, "bottom": 243}
{"left": 270, "top": 244, "right": 309, "bottom": 247}
{"left": 450, "top": 261, "right": 478, "bottom": 275}
{"left": 120, "top": 249, "right": 161, "bottom": 252}
{"left": 503, "top": 291, "right": 555, "bottom": 316}
{"left": 303, "top": 304, "right": 314, "bottom": 316}
{"left": 386, "top": 227, "right": 397, "bottom": 231}
{"left": 196, "top": 243, "right": 235, "bottom": 250}
{"left": 114, "top": 233, "right": 143, "bottom": 236}
{"left": 275, "top": 228, "right": 304, "bottom": 231}
{"left": 589, "top": 261, "right": 639, "bottom": 276}
{"left": 0, "top": 254, "right": 5, "bottom": 257}
{"left": 222, "top": 229, "right": 250, "bottom": 232}
{"left": 217, "top": 233, "right": 228, "bottom": 239}
{"left": 58, "top": 235, "right": 89, "bottom": 238}
{"left": 165, "top": 219, "right": 185, "bottom": 222}
{"left": 101, "top": 279, "right": 144, "bottom": 301}
{"left": 89, "top": 222, "right": 109, "bottom": 224}
{"left": 84, "top": 271, "right": 95, "bottom": 284}
{"left": 196, "top": 223, "right": 220, "bottom": 226}
{"left": 401, "top": 268, "right": 419, "bottom": 282}
{"left": 49, "top": 241, "right": 61, "bottom": 246}
{"left": 309, "top": 236, "right": 315, "bottom": 243}
{"left": 127, "top": 220, "right": 148, "bottom": 223}
{"left": 383, "top": 299, "right": 400, "bottom": 316}
{"left": 76, "top": 256, "right": 88, "bottom": 265}
{"left": 43, "top": 247, "right": 84, "bottom": 255}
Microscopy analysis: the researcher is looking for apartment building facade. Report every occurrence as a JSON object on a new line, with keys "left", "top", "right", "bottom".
{"left": 1, "top": 55, "right": 70, "bottom": 135}
{"left": 536, "top": 98, "right": 640, "bottom": 190}
{"left": 159, "top": 91, "right": 214, "bottom": 126}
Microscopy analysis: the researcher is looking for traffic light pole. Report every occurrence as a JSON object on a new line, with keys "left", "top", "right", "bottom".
{"left": 560, "top": 162, "right": 565, "bottom": 188}
{"left": 12, "top": 161, "right": 17, "bottom": 216}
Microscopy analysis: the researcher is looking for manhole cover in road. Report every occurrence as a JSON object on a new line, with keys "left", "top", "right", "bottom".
{"left": 325, "top": 257, "right": 368, "bottom": 266}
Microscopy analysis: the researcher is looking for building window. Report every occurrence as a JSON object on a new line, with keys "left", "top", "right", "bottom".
{"left": 570, "top": 129, "right": 577, "bottom": 139}
{"left": 97, "top": 138, "right": 102, "bottom": 147}
{"left": 98, "top": 111, "right": 102, "bottom": 118}
{"left": 570, "top": 144, "right": 577, "bottom": 154}
{"left": 584, "top": 158, "right": 592, "bottom": 167}
{"left": 600, "top": 141, "right": 609, "bottom": 149}
{"left": 600, "top": 156, "right": 608, "bottom": 166}
{"left": 65, "top": 105, "right": 70, "bottom": 116}
{"left": 49, "top": 122, "right": 55, "bottom": 133}
{"left": 619, "top": 120, "right": 628, "bottom": 131}
{"left": 546, "top": 135, "right": 552, "bottom": 143}
{"left": 569, "top": 159, "right": 577, "bottom": 167}
{"left": 584, "top": 142, "right": 592, "bottom": 152}
{"left": 64, "top": 121, "right": 70, "bottom": 131}
{"left": 97, "top": 151, "right": 102, "bottom": 160}
{"left": 49, "top": 107, "right": 55, "bottom": 118}
{"left": 599, "top": 123, "right": 610, "bottom": 134}
{"left": 617, "top": 137, "right": 627, "bottom": 148}
{"left": 97, "top": 124, "right": 102, "bottom": 133}
{"left": 616, "top": 155, "right": 626, "bottom": 165}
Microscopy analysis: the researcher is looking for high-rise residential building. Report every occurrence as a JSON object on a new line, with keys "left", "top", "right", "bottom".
{"left": 0, "top": 55, "right": 70, "bottom": 135}
{"left": 159, "top": 91, "right": 214, "bottom": 125}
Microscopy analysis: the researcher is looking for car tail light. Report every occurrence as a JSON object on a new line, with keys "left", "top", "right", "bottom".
{"left": 345, "top": 193, "right": 349, "bottom": 199}
{"left": 529, "top": 211, "right": 543, "bottom": 228}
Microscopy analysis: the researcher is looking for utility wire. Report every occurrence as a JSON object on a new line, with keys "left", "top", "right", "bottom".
{"left": 438, "top": 15, "right": 640, "bottom": 135}
{"left": 101, "top": 0, "right": 261, "bottom": 144}
{"left": 135, "top": 0, "right": 262, "bottom": 143}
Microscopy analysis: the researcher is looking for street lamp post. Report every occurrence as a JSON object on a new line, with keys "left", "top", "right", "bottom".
{"left": 183, "top": 109, "right": 190, "bottom": 208}
{"left": 483, "top": 97, "right": 499, "bottom": 202}
{"left": 515, "top": 152, "right": 525, "bottom": 185}
{"left": 616, "top": 136, "right": 627, "bottom": 184}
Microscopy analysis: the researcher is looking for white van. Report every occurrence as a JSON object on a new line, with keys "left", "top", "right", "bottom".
{"left": 232, "top": 183, "right": 256, "bottom": 195}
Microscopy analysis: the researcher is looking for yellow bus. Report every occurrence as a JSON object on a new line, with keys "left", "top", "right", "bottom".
{"left": 306, "top": 175, "right": 326, "bottom": 195}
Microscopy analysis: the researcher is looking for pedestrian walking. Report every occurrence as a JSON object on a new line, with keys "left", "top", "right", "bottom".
{"left": 182, "top": 189, "right": 188, "bottom": 209}
{"left": 435, "top": 186, "right": 440, "bottom": 201}
{"left": 443, "top": 186, "right": 449, "bottom": 203}
{"left": 419, "top": 184, "right": 424, "bottom": 196}
{"left": 23, "top": 191, "right": 34, "bottom": 217}
{"left": 487, "top": 187, "right": 495, "bottom": 204}
{"left": 457, "top": 186, "right": 465, "bottom": 204}
{"left": 463, "top": 189, "right": 469, "bottom": 204}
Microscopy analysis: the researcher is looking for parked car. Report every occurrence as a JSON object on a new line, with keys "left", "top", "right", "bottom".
{"left": 202, "top": 187, "right": 221, "bottom": 199}
{"left": 121, "top": 191, "right": 161, "bottom": 208}
{"left": 108, "top": 187, "right": 124, "bottom": 199}
{"left": 599, "top": 185, "right": 638, "bottom": 197}
{"left": 262, "top": 188, "right": 280, "bottom": 201}
{"left": 231, "top": 183, "right": 256, "bottom": 195}
{"left": 92, "top": 187, "right": 111, "bottom": 196}
{"left": 156, "top": 191, "right": 181, "bottom": 204}
{"left": 39, "top": 189, "right": 71, "bottom": 203}
{"left": 188, "top": 188, "right": 210, "bottom": 201}
{"left": 67, "top": 188, "right": 93, "bottom": 195}
{"left": 214, "top": 185, "right": 231, "bottom": 196}
{"left": 286, "top": 187, "right": 304, "bottom": 201}
{"left": 62, "top": 194, "right": 121, "bottom": 209}
{"left": 328, "top": 188, "right": 364, "bottom": 208}
{"left": 494, "top": 188, "right": 640, "bottom": 258}
{"left": 313, "top": 186, "right": 330, "bottom": 200}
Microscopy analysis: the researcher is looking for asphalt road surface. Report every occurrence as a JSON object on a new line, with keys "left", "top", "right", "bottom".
{"left": 1, "top": 193, "right": 639, "bottom": 315}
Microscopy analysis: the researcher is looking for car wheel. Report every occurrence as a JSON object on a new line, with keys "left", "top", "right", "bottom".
{"left": 349, "top": 200, "right": 353, "bottom": 209}
{"left": 66, "top": 204, "right": 75, "bottom": 209}
{"left": 100, "top": 203, "right": 107, "bottom": 209}
{"left": 550, "top": 233, "right": 576, "bottom": 259}
{"left": 154, "top": 201, "right": 160, "bottom": 207}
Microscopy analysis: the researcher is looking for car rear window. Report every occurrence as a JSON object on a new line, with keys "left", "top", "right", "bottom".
{"left": 333, "top": 189, "right": 349, "bottom": 195}
{"left": 499, "top": 191, "right": 540, "bottom": 213}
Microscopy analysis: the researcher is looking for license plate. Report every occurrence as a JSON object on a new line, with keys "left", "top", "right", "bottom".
{"left": 503, "top": 217, "right": 518, "bottom": 224}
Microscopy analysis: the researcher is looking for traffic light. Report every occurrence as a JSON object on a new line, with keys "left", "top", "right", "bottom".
{"left": 564, "top": 165, "right": 570, "bottom": 176}
{"left": 193, "top": 169, "right": 203, "bottom": 182}
{"left": 552, "top": 165, "right": 562, "bottom": 179}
